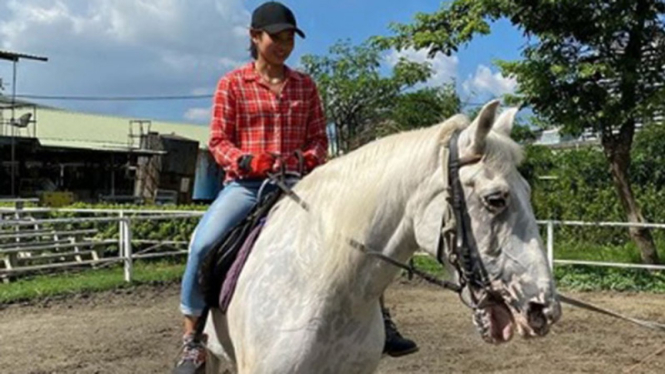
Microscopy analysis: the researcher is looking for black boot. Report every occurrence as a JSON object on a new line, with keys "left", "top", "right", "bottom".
{"left": 382, "top": 308, "right": 419, "bottom": 357}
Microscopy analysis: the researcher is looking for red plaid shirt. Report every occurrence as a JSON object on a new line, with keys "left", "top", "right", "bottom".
{"left": 209, "top": 62, "right": 328, "bottom": 182}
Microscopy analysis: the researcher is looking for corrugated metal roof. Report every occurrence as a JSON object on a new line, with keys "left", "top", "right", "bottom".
{"left": 0, "top": 94, "right": 52, "bottom": 109}
{"left": 38, "top": 139, "right": 166, "bottom": 155}
{"left": 7, "top": 106, "right": 210, "bottom": 151}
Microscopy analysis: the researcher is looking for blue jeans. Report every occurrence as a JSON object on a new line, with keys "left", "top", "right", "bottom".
{"left": 180, "top": 179, "right": 276, "bottom": 316}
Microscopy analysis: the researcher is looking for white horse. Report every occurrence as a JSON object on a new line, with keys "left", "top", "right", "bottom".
{"left": 203, "top": 100, "right": 561, "bottom": 374}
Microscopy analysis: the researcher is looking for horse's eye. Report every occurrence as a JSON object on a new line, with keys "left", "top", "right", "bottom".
{"left": 482, "top": 191, "right": 509, "bottom": 212}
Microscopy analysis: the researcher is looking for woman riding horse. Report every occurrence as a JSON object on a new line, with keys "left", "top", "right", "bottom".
{"left": 173, "top": 2, "right": 416, "bottom": 373}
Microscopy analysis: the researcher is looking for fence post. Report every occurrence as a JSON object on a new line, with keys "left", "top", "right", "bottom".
{"left": 119, "top": 211, "right": 133, "bottom": 282}
{"left": 118, "top": 211, "right": 123, "bottom": 270}
{"left": 124, "top": 215, "right": 133, "bottom": 282}
{"left": 546, "top": 221, "right": 554, "bottom": 271}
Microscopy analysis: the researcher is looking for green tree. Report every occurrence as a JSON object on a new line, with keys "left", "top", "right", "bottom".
{"left": 632, "top": 120, "right": 665, "bottom": 188}
{"left": 301, "top": 40, "right": 432, "bottom": 154}
{"left": 511, "top": 123, "right": 537, "bottom": 144}
{"left": 378, "top": 83, "right": 461, "bottom": 136}
{"left": 375, "top": 0, "right": 665, "bottom": 264}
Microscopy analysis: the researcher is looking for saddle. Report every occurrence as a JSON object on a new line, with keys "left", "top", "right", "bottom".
{"left": 198, "top": 187, "right": 284, "bottom": 313}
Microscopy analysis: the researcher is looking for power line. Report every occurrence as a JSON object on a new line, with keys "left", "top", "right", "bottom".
{"left": 461, "top": 102, "right": 486, "bottom": 107}
{"left": 14, "top": 93, "right": 212, "bottom": 101}
{"left": 10, "top": 93, "right": 498, "bottom": 106}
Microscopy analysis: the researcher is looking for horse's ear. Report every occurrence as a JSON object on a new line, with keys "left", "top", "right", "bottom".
{"left": 494, "top": 107, "right": 519, "bottom": 137}
{"left": 471, "top": 100, "right": 500, "bottom": 153}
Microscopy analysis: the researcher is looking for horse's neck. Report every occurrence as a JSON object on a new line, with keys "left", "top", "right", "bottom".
{"left": 356, "top": 215, "right": 419, "bottom": 301}
{"left": 288, "top": 136, "right": 443, "bottom": 312}
{"left": 337, "top": 169, "right": 438, "bottom": 305}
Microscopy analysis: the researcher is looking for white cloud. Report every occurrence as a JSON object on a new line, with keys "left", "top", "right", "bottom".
{"left": 462, "top": 65, "right": 517, "bottom": 97}
{"left": 184, "top": 107, "right": 211, "bottom": 122}
{"left": 0, "top": 0, "right": 251, "bottom": 121}
{"left": 385, "top": 48, "right": 458, "bottom": 87}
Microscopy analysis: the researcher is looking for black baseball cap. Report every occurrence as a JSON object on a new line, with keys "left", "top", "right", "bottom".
{"left": 251, "top": 1, "right": 305, "bottom": 38}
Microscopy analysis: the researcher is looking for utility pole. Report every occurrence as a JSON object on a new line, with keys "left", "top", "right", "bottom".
{"left": 0, "top": 51, "right": 48, "bottom": 197}
{"left": 0, "top": 78, "right": 4, "bottom": 137}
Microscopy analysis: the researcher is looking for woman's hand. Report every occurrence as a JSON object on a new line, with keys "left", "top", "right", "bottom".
{"left": 237, "top": 153, "right": 276, "bottom": 178}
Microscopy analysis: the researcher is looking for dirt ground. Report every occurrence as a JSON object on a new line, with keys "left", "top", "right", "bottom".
{"left": 1, "top": 280, "right": 665, "bottom": 374}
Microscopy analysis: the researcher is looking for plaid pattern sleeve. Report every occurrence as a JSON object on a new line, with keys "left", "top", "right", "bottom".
{"left": 208, "top": 76, "right": 244, "bottom": 175}
{"left": 302, "top": 78, "right": 328, "bottom": 166}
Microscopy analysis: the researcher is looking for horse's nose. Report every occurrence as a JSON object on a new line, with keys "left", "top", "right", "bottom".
{"left": 526, "top": 302, "right": 548, "bottom": 334}
{"left": 526, "top": 298, "right": 561, "bottom": 336}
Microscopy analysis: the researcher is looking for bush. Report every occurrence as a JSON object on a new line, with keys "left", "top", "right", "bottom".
{"left": 520, "top": 124, "right": 665, "bottom": 266}
{"left": 18, "top": 202, "right": 208, "bottom": 258}
{"left": 554, "top": 266, "right": 665, "bottom": 292}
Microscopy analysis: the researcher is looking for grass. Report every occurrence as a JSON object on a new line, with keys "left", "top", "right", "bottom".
{"left": 550, "top": 239, "right": 665, "bottom": 292}
{"left": 411, "top": 251, "right": 665, "bottom": 293}
{"left": 554, "top": 240, "right": 644, "bottom": 263}
{"left": 0, "top": 260, "right": 185, "bottom": 304}
{"left": 410, "top": 254, "right": 447, "bottom": 277}
{"left": 0, "top": 256, "right": 448, "bottom": 305}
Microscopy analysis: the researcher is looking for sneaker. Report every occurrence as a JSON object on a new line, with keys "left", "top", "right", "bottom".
{"left": 383, "top": 309, "right": 419, "bottom": 357}
{"left": 172, "top": 333, "right": 207, "bottom": 374}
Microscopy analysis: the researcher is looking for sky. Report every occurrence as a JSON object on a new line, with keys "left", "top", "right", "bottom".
{"left": 0, "top": 0, "right": 526, "bottom": 125}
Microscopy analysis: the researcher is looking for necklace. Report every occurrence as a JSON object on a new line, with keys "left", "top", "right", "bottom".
{"left": 260, "top": 74, "right": 284, "bottom": 85}
{"left": 255, "top": 65, "right": 285, "bottom": 86}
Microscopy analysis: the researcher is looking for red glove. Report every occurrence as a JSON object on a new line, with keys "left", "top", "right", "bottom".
{"left": 237, "top": 153, "right": 276, "bottom": 178}
{"left": 287, "top": 153, "right": 319, "bottom": 174}
{"left": 303, "top": 154, "right": 319, "bottom": 173}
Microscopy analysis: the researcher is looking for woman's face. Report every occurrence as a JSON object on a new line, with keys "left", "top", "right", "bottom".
{"left": 251, "top": 29, "right": 295, "bottom": 65}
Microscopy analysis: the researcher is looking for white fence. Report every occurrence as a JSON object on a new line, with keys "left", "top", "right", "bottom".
{"left": 540, "top": 220, "right": 665, "bottom": 271}
{"left": 0, "top": 204, "right": 203, "bottom": 282}
{"left": 2, "top": 200, "right": 665, "bottom": 282}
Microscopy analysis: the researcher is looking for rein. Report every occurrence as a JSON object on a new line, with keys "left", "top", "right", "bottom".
{"left": 270, "top": 129, "right": 490, "bottom": 308}
{"left": 348, "top": 238, "right": 462, "bottom": 293}
{"left": 557, "top": 294, "right": 665, "bottom": 332}
{"left": 268, "top": 132, "right": 665, "bottom": 334}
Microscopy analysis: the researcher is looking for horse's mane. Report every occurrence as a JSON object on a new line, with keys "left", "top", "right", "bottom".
{"left": 270, "top": 112, "right": 523, "bottom": 291}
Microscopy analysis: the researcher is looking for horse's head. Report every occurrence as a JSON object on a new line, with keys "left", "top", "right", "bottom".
{"left": 414, "top": 100, "right": 560, "bottom": 344}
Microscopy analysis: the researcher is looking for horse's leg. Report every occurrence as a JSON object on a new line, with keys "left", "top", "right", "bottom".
{"left": 228, "top": 303, "right": 385, "bottom": 374}
{"left": 204, "top": 309, "right": 236, "bottom": 374}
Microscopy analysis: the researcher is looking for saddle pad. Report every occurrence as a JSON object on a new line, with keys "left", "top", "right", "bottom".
{"left": 219, "top": 219, "right": 265, "bottom": 313}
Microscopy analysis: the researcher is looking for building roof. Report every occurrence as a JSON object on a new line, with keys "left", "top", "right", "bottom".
{"left": 0, "top": 50, "right": 48, "bottom": 62}
{"left": 0, "top": 94, "right": 52, "bottom": 109}
{"left": 1, "top": 102, "right": 210, "bottom": 152}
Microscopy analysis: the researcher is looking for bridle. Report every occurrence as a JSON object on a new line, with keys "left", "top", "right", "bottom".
{"left": 269, "top": 134, "right": 665, "bottom": 335}
{"left": 351, "top": 129, "right": 498, "bottom": 311}
{"left": 273, "top": 130, "right": 498, "bottom": 312}
{"left": 435, "top": 129, "right": 499, "bottom": 310}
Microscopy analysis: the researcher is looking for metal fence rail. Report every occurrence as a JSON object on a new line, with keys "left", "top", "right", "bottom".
{"left": 539, "top": 220, "right": 665, "bottom": 271}
{"left": 2, "top": 201, "right": 664, "bottom": 281}
{"left": 0, "top": 205, "right": 203, "bottom": 281}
